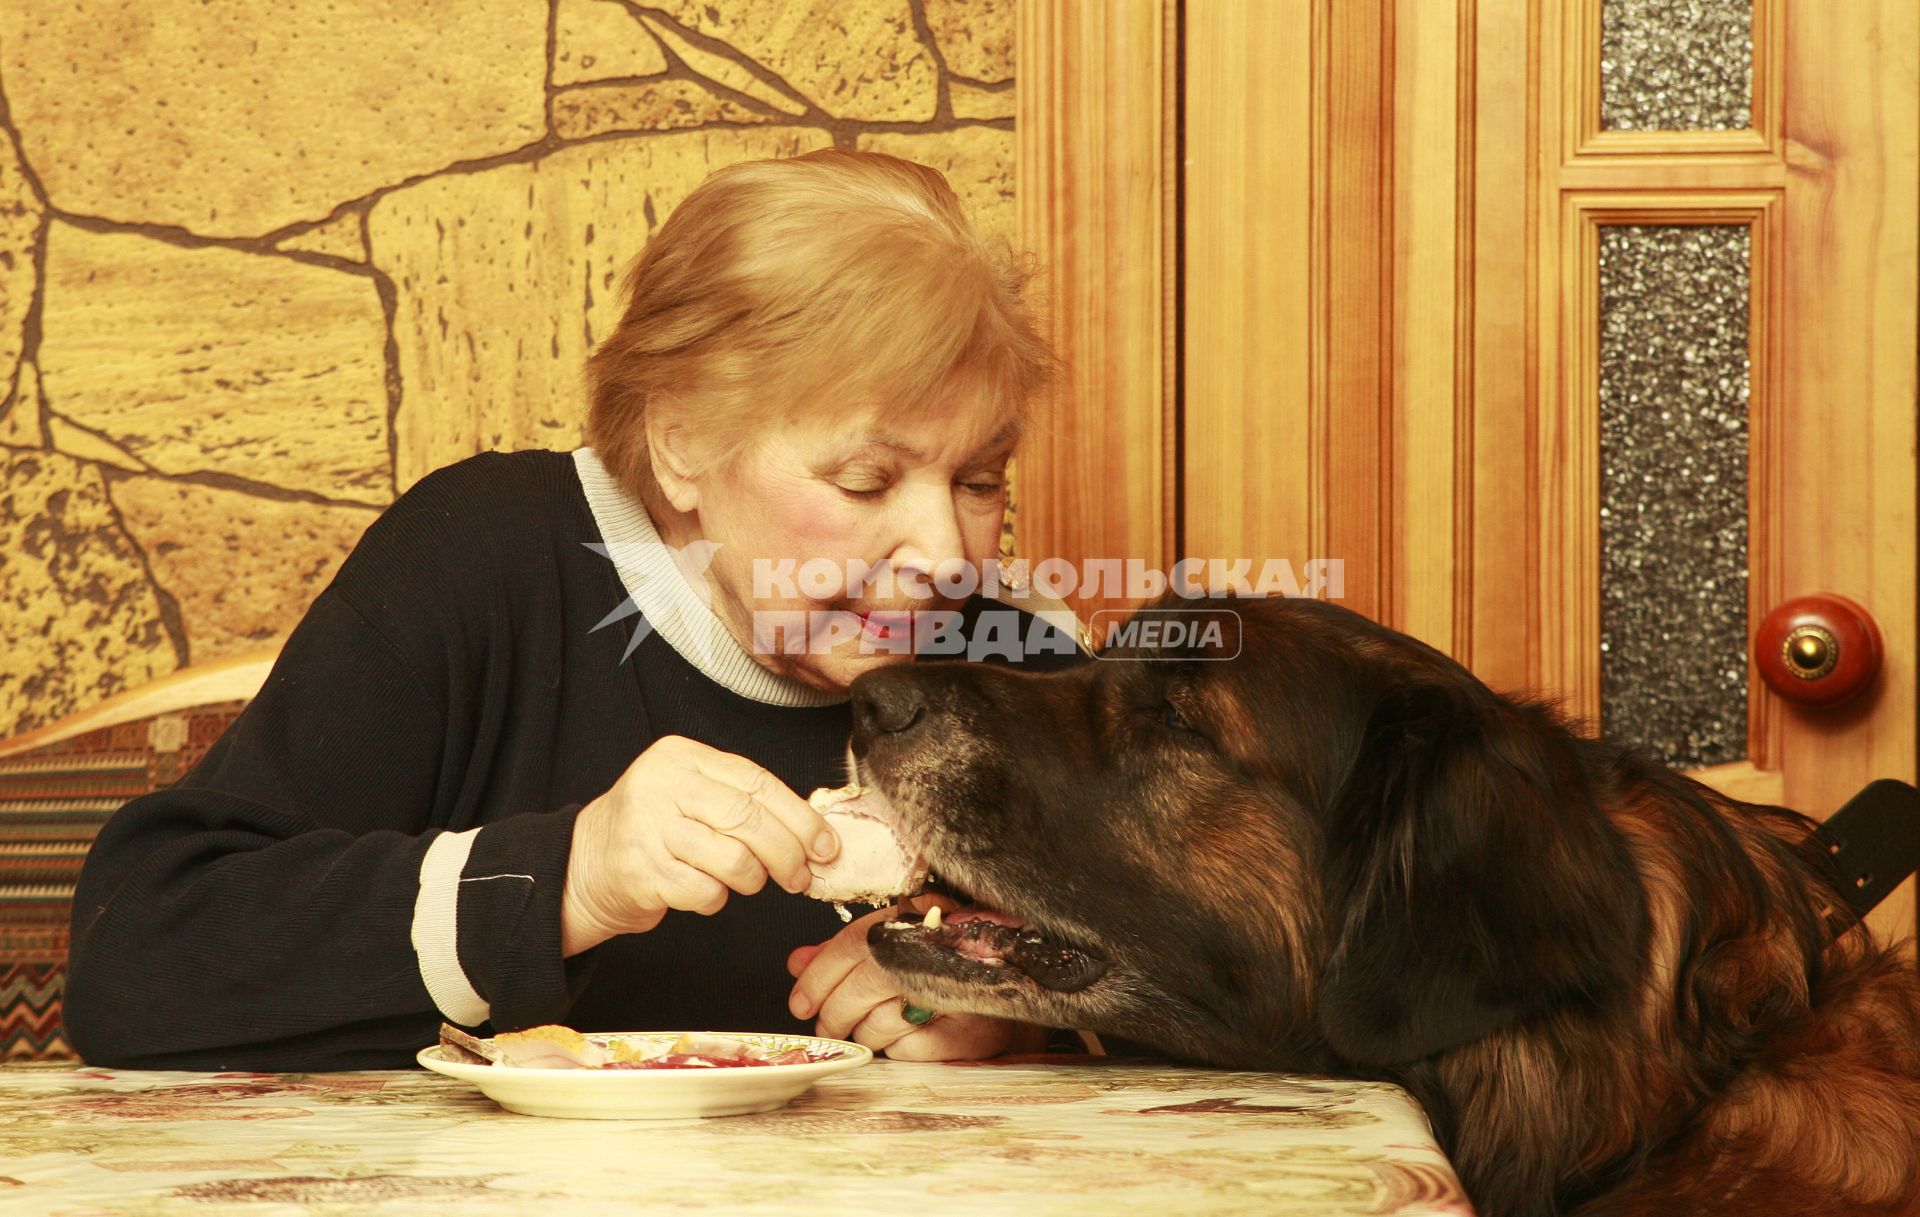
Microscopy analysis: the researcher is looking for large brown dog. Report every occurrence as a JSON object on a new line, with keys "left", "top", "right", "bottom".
{"left": 851, "top": 595, "right": 1920, "bottom": 1217}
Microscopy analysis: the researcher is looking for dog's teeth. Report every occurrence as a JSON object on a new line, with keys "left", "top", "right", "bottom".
{"left": 924, "top": 905, "right": 944, "bottom": 930}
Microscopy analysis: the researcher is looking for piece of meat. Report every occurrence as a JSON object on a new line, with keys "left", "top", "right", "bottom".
{"left": 804, "top": 784, "right": 928, "bottom": 906}
{"left": 488, "top": 1024, "right": 609, "bottom": 1068}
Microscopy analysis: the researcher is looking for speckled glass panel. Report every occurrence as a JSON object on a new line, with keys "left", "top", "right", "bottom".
{"left": 1598, "top": 225, "right": 1750, "bottom": 769}
{"left": 1600, "top": 0, "right": 1752, "bottom": 131}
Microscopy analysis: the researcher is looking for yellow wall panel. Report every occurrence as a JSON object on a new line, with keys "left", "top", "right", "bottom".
{"left": 0, "top": 0, "right": 1016, "bottom": 738}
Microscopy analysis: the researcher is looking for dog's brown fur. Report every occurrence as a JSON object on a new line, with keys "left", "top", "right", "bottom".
{"left": 852, "top": 595, "right": 1920, "bottom": 1217}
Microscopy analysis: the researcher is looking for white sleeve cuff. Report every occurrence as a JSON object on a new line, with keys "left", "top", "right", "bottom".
{"left": 411, "top": 827, "right": 491, "bottom": 1026}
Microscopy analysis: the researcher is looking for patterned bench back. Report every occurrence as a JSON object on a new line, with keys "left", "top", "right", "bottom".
{"left": 0, "top": 703, "right": 247, "bottom": 1060}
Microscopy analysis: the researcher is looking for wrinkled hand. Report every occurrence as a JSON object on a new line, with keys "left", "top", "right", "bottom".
{"left": 562, "top": 735, "right": 838, "bottom": 955}
{"left": 786, "top": 894, "right": 1046, "bottom": 1060}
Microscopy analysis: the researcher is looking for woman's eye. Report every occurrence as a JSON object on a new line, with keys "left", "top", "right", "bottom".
{"left": 959, "top": 479, "right": 1004, "bottom": 497}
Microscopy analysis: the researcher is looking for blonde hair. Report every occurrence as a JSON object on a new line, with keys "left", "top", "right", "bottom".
{"left": 586, "top": 148, "right": 1056, "bottom": 501}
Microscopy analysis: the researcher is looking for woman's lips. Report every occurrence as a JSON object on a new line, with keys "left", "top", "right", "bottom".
{"left": 859, "top": 610, "right": 915, "bottom": 642}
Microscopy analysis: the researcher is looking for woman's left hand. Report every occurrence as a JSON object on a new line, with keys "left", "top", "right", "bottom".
{"left": 786, "top": 894, "right": 1043, "bottom": 1060}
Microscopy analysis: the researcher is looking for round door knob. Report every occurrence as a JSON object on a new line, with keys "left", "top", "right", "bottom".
{"left": 1755, "top": 593, "right": 1882, "bottom": 707}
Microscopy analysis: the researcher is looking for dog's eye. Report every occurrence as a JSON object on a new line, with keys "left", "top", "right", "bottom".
{"left": 1161, "top": 700, "right": 1199, "bottom": 734}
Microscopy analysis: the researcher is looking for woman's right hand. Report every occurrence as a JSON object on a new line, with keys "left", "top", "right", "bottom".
{"left": 561, "top": 735, "right": 841, "bottom": 955}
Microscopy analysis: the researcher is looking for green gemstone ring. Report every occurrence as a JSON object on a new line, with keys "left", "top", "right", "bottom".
{"left": 900, "top": 1001, "right": 935, "bottom": 1025}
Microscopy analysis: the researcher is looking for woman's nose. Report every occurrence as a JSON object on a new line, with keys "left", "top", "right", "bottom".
{"left": 888, "top": 485, "right": 968, "bottom": 583}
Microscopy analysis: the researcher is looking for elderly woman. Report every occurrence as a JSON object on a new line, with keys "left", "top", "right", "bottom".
{"left": 62, "top": 149, "right": 1082, "bottom": 1070}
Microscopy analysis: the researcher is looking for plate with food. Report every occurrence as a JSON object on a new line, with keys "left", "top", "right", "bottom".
{"left": 418, "top": 1024, "right": 872, "bottom": 1119}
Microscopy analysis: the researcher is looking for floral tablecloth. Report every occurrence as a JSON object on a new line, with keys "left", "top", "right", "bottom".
{"left": 0, "top": 1057, "right": 1473, "bottom": 1216}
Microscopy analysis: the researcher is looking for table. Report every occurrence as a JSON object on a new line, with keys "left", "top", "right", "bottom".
{"left": 0, "top": 1056, "right": 1473, "bottom": 1216}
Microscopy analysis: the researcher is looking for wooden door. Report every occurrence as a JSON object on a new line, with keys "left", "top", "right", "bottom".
{"left": 1018, "top": 1, "right": 1918, "bottom": 941}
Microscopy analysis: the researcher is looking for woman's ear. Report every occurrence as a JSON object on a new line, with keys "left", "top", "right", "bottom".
{"left": 647, "top": 418, "right": 701, "bottom": 514}
{"left": 1316, "top": 680, "right": 1647, "bottom": 1068}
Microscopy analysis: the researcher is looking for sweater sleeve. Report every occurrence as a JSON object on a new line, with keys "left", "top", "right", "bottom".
{"left": 64, "top": 468, "right": 591, "bottom": 1070}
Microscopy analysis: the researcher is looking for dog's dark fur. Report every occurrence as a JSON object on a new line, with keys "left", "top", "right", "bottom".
{"left": 852, "top": 595, "right": 1920, "bottom": 1217}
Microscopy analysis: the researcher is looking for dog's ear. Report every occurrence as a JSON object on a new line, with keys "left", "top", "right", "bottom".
{"left": 1316, "top": 678, "right": 1645, "bottom": 1068}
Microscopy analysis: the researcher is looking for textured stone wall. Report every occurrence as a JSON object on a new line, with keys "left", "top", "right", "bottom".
{"left": 0, "top": 0, "right": 1014, "bottom": 738}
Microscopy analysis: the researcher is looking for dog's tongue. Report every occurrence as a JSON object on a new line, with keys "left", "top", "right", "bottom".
{"left": 804, "top": 785, "right": 928, "bottom": 906}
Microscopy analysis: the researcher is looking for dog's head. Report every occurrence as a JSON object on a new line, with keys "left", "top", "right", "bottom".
{"left": 855, "top": 594, "right": 1647, "bottom": 1070}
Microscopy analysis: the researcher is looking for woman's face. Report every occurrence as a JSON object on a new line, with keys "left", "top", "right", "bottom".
{"left": 689, "top": 395, "right": 1017, "bottom": 693}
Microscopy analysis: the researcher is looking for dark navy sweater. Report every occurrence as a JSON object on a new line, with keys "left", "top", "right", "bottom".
{"left": 64, "top": 450, "right": 1079, "bottom": 1070}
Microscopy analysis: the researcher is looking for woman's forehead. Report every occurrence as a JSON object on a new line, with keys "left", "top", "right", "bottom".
{"left": 854, "top": 418, "right": 1021, "bottom": 459}
{"left": 792, "top": 398, "right": 1022, "bottom": 462}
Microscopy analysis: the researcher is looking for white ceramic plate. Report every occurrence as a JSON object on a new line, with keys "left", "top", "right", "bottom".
{"left": 416, "top": 1031, "right": 873, "bottom": 1119}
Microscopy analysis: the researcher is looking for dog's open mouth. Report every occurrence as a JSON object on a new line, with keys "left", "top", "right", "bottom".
{"left": 870, "top": 898, "right": 1111, "bottom": 994}
{"left": 840, "top": 764, "right": 1111, "bottom": 995}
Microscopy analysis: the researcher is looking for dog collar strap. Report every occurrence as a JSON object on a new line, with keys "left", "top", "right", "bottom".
{"left": 1813, "top": 779, "right": 1920, "bottom": 919}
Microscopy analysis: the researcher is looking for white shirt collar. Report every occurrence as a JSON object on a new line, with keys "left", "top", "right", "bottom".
{"left": 572, "top": 446, "right": 848, "bottom": 708}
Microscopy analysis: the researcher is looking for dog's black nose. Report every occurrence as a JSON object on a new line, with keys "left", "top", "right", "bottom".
{"left": 851, "top": 673, "right": 926, "bottom": 737}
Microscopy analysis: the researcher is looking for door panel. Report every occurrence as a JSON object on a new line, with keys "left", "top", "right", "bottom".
{"left": 1012, "top": 0, "right": 1177, "bottom": 628}
{"left": 1017, "top": 0, "right": 1917, "bottom": 938}
{"left": 1534, "top": 0, "right": 1918, "bottom": 942}
{"left": 1182, "top": 0, "right": 1318, "bottom": 607}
